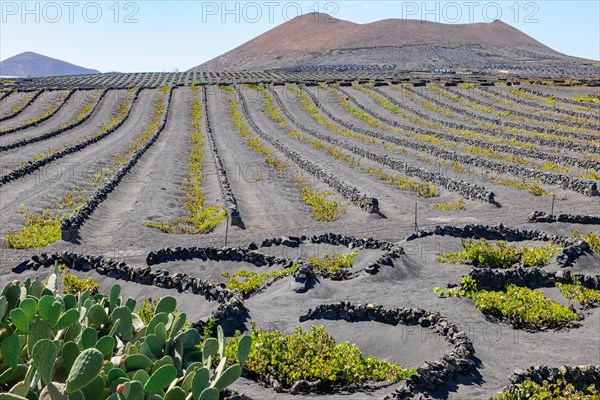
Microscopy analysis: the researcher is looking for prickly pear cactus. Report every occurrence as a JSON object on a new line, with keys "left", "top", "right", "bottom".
{"left": 0, "top": 273, "right": 249, "bottom": 399}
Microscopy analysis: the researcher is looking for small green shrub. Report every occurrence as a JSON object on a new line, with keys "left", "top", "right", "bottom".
{"left": 491, "top": 379, "right": 597, "bottom": 399}
{"left": 437, "top": 239, "right": 562, "bottom": 268}
{"left": 557, "top": 278, "right": 600, "bottom": 306}
{"left": 430, "top": 200, "right": 465, "bottom": 211}
{"left": 434, "top": 276, "right": 478, "bottom": 299}
{"left": 436, "top": 276, "right": 579, "bottom": 328}
{"left": 571, "top": 95, "right": 600, "bottom": 104}
{"left": 490, "top": 176, "right": 550, "bottom": 196}
{"left": 581, "top": 169, "right": 600, "bottom": 180}
{"left": 572, "top": 230, "right": 600, "bottom": 253}
{"left": 3, "top": 206, "right": 62, "bottom": 249}
{"left": 367, "top": 167, "right": 437, "bottom": 198}
{"left": 221, "top": 264, "right": 299, "bottom": 295}
{"left": 300, "top": 187, "right": 345, "bottom": 222}
{"left": 475, "top": 284, "right": 579, "bottom": 329}
{"left": 224, "top": 324, "right": 414, "bottom": 387}
{"left": 308, "top": 250, "right": 358, "bottom": 274}
{"left": 62, "top": 274, "right": 99, "bottom": 296}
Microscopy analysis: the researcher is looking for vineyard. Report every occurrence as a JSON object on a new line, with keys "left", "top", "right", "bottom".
{"left": 1, "top": 73, "right": 599, "bottom": 399}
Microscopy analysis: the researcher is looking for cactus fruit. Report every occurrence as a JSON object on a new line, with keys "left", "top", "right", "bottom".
{"left": 65, "top": 348, "right": 104, "bottom": 393}
{"left": 1, "top": 333, "right": 21, "bottom": 368}
{"left": 144, "top": 364, "right": 177, "bottom": 393}
{"left": 32, "top": 340, "right": 60, "bottom": 385}
{"left": 116, "top": 384, "right": 125, "bottom": 394}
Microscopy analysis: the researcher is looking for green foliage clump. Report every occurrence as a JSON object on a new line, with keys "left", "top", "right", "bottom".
{"left": 137, "top": 296, "right": 193, "bottom": 330}
{"left": 572, "top": 230, "right": 600, "bottom": 253}
{"left": 308, "top": 250, "right": 358, "bottom": 274}
{"left": 300, "top": 187, "right": 345, "bottom": 222}
{"left": 491, "top": 380, "right": 597, "bottom": 399}
{"left": 436, "top": 276, "right": 579, "bottom": 329}
{"left": 430, "top": 200, "right": 465, "bottom": 211}
{"left": 62, "top": 274, "right": 99, "bottom": 296}
{"left": 541, "top": 161, "right": 570, "bottom": 174}
{"left": 224, "top": 324, "right": 414, "bottom": 387}
{"left": 3, "top": 206, "right": 62, "bottom": 249}
{"left": 571, "top": 95, "right": 600, "bottom": 104}
{"left": 490, "top": 176, "right": 549, "bottom": 196}
{"left": 434, "top": 276, "right": 478, "bottom": 299}
{"left": 437, "top": 239, "right": 562, "bottom": 268}
{"left": 221, "top": 264, "right": 299, "bottom": 295}
{"left": 557, "top": 278, "right": 600, "bottom": 306}
{"left": 367, "top": 167, "right": 437, "bottom": 198}
{"left": 581, "top": 169, "right": 600, "bottom": 180}
{"left": 475, "top": 284, "right": 579, "bottom": 329}
{"left": 0, "top": 272, "right": 249, "bottom": 399}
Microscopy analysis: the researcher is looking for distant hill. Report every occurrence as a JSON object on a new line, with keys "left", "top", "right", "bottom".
{"left": 194, "top": 13, "right": 598, "bottom": 75}
{"left": 0, "top": 52, "right": 100, "bottom": 77}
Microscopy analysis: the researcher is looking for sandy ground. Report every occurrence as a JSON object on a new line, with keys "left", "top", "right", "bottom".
{"left": 0, "top": 90, "right": 69, "bottom": 130}
{"left": 0, "top": 84, "right": 598, "bottom": 399}
{"left": 0, "top": 90, "right": 103, "bottom": 148}
{"left": 0, "top": 91, "right": 38, "bottom": 119}
{"left": 1, "top": 90, "right": 129, "bottom": 172}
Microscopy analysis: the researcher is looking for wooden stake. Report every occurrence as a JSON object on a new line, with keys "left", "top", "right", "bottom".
{"left": 551, "top": 194, "right": 555, "bottom": 215}
{"left": 224, "top": 213, "right": 229, "bottom": 247}
{"left": 414, "top": 202, "right": 419, "bottom": 234}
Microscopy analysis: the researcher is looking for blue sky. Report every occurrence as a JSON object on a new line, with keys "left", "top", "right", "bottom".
{"left": 1, "top": 1, "right": 598, "bottom": 72}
